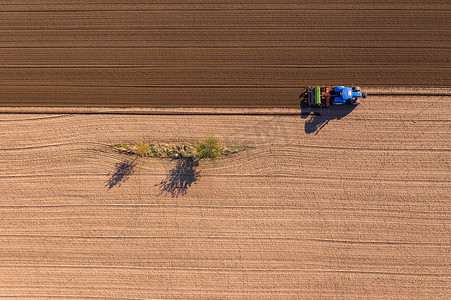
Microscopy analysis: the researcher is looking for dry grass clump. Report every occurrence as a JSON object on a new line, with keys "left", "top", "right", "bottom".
{"left": 195, "top": 136, "right": 223, "bottom": 159}
{"left": 114, "top": 137, "right": 244, "bottom": 160}
{"left": 134, "top": 141, "right": 153, "bottom": 157}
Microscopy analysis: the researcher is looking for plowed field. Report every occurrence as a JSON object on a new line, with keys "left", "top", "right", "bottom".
{"left": 0, "top": 0, "right": 450, "bottom": 107}
{"left": 1, "top": 95, "right": 450, "bottom": 298}
{"left": 1, "top": 0, "right": 450, "bottom": 299}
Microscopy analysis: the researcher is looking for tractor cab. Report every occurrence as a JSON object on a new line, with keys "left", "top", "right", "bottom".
{"left": 331, "top": 86, "right": 367, "bottom": 105}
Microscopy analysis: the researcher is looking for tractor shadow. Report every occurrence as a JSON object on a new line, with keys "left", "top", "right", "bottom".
{"left": 300, "top": 104, "right": 357, "bottom": 135}
{"left": 105, "top": 158, "right": 137, "bottom": 189}
{"left": 157, "top": 158, "right": 201, "bottom": 198}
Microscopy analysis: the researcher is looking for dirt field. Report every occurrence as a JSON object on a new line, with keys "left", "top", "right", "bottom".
{"left": 0, "top": 95, "right": 450, "bottom": 298}
{"left": 0, "top": 0, "right": 450, "bottom": 107}
{"left": 1, "top": 0, "right": 450, "bottom": 298}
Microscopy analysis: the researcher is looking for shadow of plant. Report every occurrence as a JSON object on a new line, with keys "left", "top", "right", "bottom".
{"left": 158, "top": 158, "right": 201, "bottom": 197}
{"left": 106, "top": 158, "right": 137, "bottom": 189}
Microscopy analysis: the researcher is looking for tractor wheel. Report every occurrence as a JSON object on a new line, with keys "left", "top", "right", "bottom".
{"left": 352, "top": 86, "right": 360, "bottom": 92}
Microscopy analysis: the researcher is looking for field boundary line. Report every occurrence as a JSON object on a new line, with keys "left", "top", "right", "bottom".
{"left": 0, "top": 264, "right": 448, "bottom": 277}
{"left": 0, "top": 107, "right": 302, "bottom": 115}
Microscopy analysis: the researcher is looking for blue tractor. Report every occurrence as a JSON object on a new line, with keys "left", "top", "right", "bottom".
{"left": 300, "top": 86, "right": 367, "bottom": 108}
{"left": 330, "top": 86, "right": 367, "bottom": 105}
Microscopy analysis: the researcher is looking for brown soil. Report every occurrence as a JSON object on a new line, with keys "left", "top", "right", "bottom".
{"left": 0, "top": 95, "right": 450, "bottom": 298}
{"left": 0, "top": 1, "right": 450, "bottom": 298}
{"left": 0, "top": 1, "right": 450, "bottom": 107}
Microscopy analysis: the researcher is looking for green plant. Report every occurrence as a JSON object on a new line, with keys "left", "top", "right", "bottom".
{"left": 195, "top": 136, "right": 223, "bottom": 159}
{"left": 134, "top": 141, "right": 152, "bottom": 157}
{"left": 113, "top": 138, "right": 242, "bottom": 159}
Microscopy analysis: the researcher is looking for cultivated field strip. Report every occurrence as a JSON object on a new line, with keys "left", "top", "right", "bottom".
{"left": 0, "top": 0, "right": 450, "bottom": 107}
{"left": 0, "top": 93, "right": 450, "bottom": 298}
{"left": 0, "top": 201, "right": 449, "bottom": 243}
{"left": 0, "top": 233, "right": 448, "bottom": 274}
{"left": 2, "top": 1, "right": 451, "bottom": 11}
{"left": 1, "top": 267, "right": 447, "bottom": 299}
{"left": 1, "top": 9, "right": 448, "bottom": 28}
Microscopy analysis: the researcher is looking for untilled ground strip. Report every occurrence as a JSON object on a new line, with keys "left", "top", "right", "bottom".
{"left": 0, "top": 95, "right": 450, "bottom": 298}
{"left": 0, "top": 0, "right": 450, "bottom": 107}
